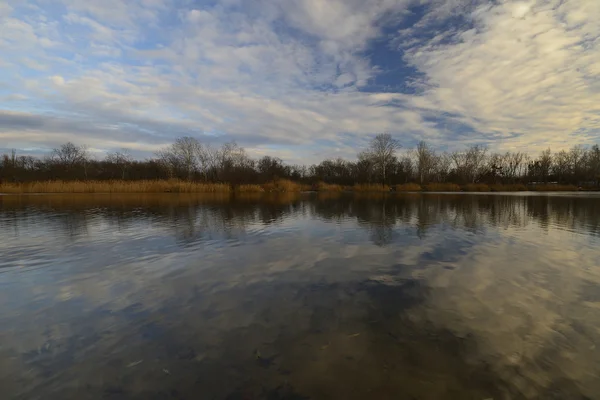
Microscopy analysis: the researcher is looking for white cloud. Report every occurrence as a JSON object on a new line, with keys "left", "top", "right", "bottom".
{"left": 0, "top": 3, "right": 13, "bottom": 18}
{"left": 403, "top": 0, "right": 600, "bottom": 151}
{"left": 63, "top": 12, "right": 129, "bottom": 44}
{"left": 1, "top": 0, "right": 599, "bottom": 161}
{"left": 50, "top": 75, "right": 65, "bottom": 86}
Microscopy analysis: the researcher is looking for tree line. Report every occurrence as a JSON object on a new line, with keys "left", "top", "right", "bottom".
{"left": 1, "top": 135, "right": 599, "bottom": 187}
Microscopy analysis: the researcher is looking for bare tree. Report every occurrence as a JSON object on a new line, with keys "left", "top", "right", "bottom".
{"left": 17, "top": 155, "right": 37, "bottom": 171}
{"left": 396, "top": 156, "right": 414, "bottom": 183}
{"left": 568, "top": 146, "right": 586, "bottom": 184}
{"left": 156, "top": 136, "right": 204, "bottom": 180}
{"left": 466, "top": 145, "right": 488, "bottom": 183}
{"left": 215, "top": 141, "right": 254, "bottom": 183}
{"left": 503, "top": 151, "right": 527, "bottom": 182}
{"left": 529, "top": 148, "right": 552, "bottom": 183}
{"left": 106, "top": 149, "right": 133, "bottom": 179}
{"left": 539, "top": 148, "right": 553, "bottom": 183}
{"left": 355, "top": 152, "right": 375, "bottom": 183}
{"left": 50, "top": 142, "right": 89, "bottom": 178}
{"left": 487, "top": 152, "right": 504, "bottom": 183}
{"left": 173, "top": 137, "right": 202, "bottom": 180}
{"left": 363, "top": 133, "right": 401, "bottom": 185}
{"left": 81, "top": 145, "right": 91, "bottom": 179}
{"left": 589, "top": 145, "right": 600, "bottom": 186}
{"left": 553, "top": 150, "right": 570, "bottom": 184}
{"left": 434, "top": 152, "right": 452, "bottom": 183}
{"left": 51, "top": 142, "right": 87, "bottom": 169}
{"left": 414, "top": 141, "right": 437, "bottom": 184}
{"left": 219, "top": 141, "right": 247, "bottom": 168}
{"left": 155, "top": 148, "right": 178, "bottom": 179}
{"left": 450, "top": 151, "right": 467, "bottom": 182}
{"left": 194, "top": 143, "right": 214, "bottom": 181}
{"left": 451, "top": 145, "right": 488, "bottom": 183}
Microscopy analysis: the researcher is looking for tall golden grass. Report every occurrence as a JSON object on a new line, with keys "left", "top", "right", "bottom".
{"left": 395, "top": 183, "right": 422, "bottom": 192}
{"left": 462, "top": 183, "right": 491, "bottom": 192}
{"left": 0, "top": 180, "right": 586, "bottom": 194}
{"left": 0, "top": 180, "right": 232, "bottom": 194}
{"left": 315, "top": 182, "right": 344, "bottom": 192}
{"left": 422, "top": 183, "right": 461, "bottom": 192}
{"left": 236, "top": 184, "right": 265, "bottom": 193}
{"left": 261, "top": 179, "right": 306, "bottom": 192}
{"left": 352, "top": 184, "right": 390, "bottom": 192}
{"left": 0, "top": 179, "right": 315, "bottom": 194}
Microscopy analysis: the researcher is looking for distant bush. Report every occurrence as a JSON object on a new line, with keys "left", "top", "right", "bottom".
{"left": 423, "top": 183, "right": 461, "bottom": 192}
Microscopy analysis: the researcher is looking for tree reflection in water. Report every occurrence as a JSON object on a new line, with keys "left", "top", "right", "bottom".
{"left": 1, "top": 192, "right": 600, "bottom": 399}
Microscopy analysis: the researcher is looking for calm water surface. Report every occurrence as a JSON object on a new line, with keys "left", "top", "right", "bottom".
{"left": 1, "top": 192, "right": 600, "bottom": 399}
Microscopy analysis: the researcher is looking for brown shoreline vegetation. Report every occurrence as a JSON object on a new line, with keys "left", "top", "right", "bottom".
{"left": 0, "top": 179, "right": 587, "bottom": 194}
{"left": 2, "top": 136, "right": 599, "bottom": 194}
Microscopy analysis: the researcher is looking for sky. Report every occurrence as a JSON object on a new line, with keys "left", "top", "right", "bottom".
{"left": 1, "top": 0, "right": 599, "bottom": 164}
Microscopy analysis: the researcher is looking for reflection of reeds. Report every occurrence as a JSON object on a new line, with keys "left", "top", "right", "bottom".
{"left": 233, "top": 192, "right": 302, "bottom": 204}
{"left": 0, "top": 193, "right": 233, "bottom": 209}
{"left": 316, "top": 191, "right": 343, "bottom": 201}
{"left": 0, "top": 192, "right": 307, "bottom": 209}
{"left": 1, "top": 192, "right": 598, "bottom": 238}
{"left": 530, "top": 184, "right": 578, "bottom": 191}
{"left": 352, "top": 192, "right": 389, "bottom": 200}
{"left": 490, "top": 184, "right": 528, "bottom": 192}
{"left": 352, "top": 184, "right": 390, "bottom": 192}
{"left": 0, "top": 180, "right": 232, "bottom": 193}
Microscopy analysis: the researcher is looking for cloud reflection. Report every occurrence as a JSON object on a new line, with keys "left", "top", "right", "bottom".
{"left": 1, "top": 193, "right": 600, "bottom": 398}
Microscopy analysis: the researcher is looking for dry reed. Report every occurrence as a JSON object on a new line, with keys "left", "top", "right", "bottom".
{"left": 352, "top": 184, "right": 390, "bottom": 192}
{"left": 0, "top": 180, "right": 231, "bottom": 194}
{"left": 0, "top": 180, "right": 585, "bottom": 194}
{"left": 462, "top": 183, "right": 491, "bottom": 192}
{"left": 395, "top": 183, "right": 422, "bottom": 192}
{"left": 315, "top": 182, "right": 344, "bottom": 192}
{"left": 422, "top": 183, "right": 461, "bottom": 192}
{"left": 261, "top": 179, "right": 303, "bottom": 192}
{"left": 236, "top": 184, "right": 265, "bottom": 193}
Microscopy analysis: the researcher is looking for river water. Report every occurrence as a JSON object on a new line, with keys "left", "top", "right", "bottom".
{"left": 1, "top": 192, "right": 599, "bottom": 399}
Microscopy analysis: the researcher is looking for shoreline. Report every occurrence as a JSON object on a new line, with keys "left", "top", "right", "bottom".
{"left": 0, "top": 180, "right": 597, "bottom": 196}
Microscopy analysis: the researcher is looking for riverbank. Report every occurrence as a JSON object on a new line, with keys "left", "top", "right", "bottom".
{"left": 0, "top": 180, "right": 593, "bottom": 194}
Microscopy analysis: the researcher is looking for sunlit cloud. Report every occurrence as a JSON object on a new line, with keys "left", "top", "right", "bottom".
{"left": 1, "top": 0, "right": 598, "bottom": 163}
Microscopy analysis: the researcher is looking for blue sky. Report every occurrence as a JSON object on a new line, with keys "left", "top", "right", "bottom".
{"left": 1, "top": 0, "right": 599, "bottom": 163}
